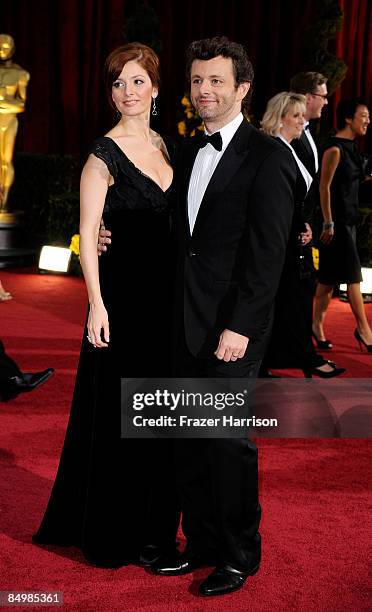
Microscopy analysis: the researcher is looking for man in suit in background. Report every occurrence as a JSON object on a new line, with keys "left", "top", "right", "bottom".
{"left": 152, "top": 37, "right": 296, "bottom": 596}
{"left": 290, "top": 71, "right": 330, "bottom": 348}
{"left": 290, "top": 71, "right": 328, "bottom": 225}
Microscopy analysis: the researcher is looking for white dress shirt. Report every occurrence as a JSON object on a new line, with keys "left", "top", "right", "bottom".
{"left": 303, "top": 121, "right": 319, "bottom": 173}
{"left": 277, "top": 134, "right": 313, "bottom": 193}
{"left": 187, "top": 112, "right": 244, "bottom": 234}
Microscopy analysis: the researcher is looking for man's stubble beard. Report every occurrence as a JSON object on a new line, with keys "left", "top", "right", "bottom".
{"left": 192, "top": 99, "right": 218, "bottom": 121}
{"left": 197, "top": 107, "right": 216, "bottom": 120}
{"left": 193, "top": 93, "right": 239, "bottom": 124}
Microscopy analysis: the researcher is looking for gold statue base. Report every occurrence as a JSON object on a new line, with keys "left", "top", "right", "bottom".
{"left": 0, "top": 209, "right": 35, "bottom": 268}
{"left": 0, "top": 209, "right": 23, "bottom": 249}
{"left": 0, "top": 211, "right": 18, "bottom": 225}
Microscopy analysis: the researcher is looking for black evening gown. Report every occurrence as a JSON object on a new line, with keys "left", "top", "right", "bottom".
{"left": 262, "top": 139, "right": 324, "bottom": 371}
{"left": 318, "top": 137, "right": 364, "bottom": 285}
{"left": 33, "top": 136, "right": 180, "bottom": 567}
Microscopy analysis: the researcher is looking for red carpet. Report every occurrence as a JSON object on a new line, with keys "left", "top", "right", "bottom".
{"left": 0, "top": 269, "right": 371, "bottom": 611}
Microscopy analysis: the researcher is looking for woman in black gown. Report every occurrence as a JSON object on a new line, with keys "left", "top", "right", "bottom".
{"left": 260, "top": 92, "right": 345, "bottom": 377}
{"left": 313, "top": 98, "right": 372, "bottom": 352}
{"left": 33, "top": 44, "right": 179, "bottom": 567}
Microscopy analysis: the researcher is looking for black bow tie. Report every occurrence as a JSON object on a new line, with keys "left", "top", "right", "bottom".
{"left": 304, "top": 124, "right": 310, "bottom": 131}
{"left": 198, "top": 131, "right": 223, "bottom": 151}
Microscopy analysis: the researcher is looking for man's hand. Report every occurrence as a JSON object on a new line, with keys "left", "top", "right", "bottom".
{"left": 214, "top": 329, "right": 249, "bottom": 362}
{"left": 299, "top": 222, "right": 312, "bottom": 246}
{"left": 98, "top": 224, "right": 112, "bottom": 255}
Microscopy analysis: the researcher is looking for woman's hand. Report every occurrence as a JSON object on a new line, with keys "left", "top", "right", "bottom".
{"left": 87, "top": 303, "right": 110, "bottom": 348}
{"left": 319, "top": 226, "right": 334, "bottom": 245}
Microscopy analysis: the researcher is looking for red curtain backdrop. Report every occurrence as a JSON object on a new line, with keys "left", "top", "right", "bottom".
{"left": 1, "top": 0, "right": 371, "bottom": 157}
{"left": 335, "top": 0, "right": 372, "bottom": 103}
{"left": 329, "top": 0, "right": 372, "bottom": 149}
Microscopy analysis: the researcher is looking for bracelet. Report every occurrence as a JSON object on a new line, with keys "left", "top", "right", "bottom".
{"left": 322, "top": 222, "right": 334, "bottom": 230}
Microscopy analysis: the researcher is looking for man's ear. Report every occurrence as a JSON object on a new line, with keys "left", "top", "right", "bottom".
{"left": 237, "top": 82, "right": 250, "bottom": 102}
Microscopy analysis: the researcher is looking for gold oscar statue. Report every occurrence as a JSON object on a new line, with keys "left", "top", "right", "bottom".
{"left": 0, "top": 34, "right": 30, "bottom": 223}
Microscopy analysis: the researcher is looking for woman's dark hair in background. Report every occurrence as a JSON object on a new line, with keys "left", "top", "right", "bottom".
{"left": 336, "top": 97, "right": 369, "bottom": 130}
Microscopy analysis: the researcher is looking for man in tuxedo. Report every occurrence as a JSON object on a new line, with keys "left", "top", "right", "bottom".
{"left": 151, "top": 37, "right": 296, "bottom": 596}
{"left": 290, "top": 71, "right": 328, "bottom": 225}
{"left": 290, "top": 72, "right": 330, "bottom": 347}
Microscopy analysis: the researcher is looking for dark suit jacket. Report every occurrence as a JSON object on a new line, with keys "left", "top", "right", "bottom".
{"left": 275, "top": 137, "right": 307, "bottom": 249}
{"left": 292, "top": 130, "right": 317, "bottom": 177}
{"left": 292, "top": 129, "right": 320, "bottom": 225}
{"left": 174, "top": 119, "right": 296, "bottom": 361}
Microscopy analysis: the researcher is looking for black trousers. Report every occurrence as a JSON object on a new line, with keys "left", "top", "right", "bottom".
{"left": 0, "top": 340, "right": 20, "bottom": 381}
{"left": 261, "top": 246, "right": 325, "bottom": 371}
{"left": 0, "top": 340, "right": 22, "bottom": 401}
{"left": 173, "top": 330, "right": 261, "bottom": 571}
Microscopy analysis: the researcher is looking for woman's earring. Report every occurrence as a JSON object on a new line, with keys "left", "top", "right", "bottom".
{"left": 152, "top": 97, "right": 158, "bottom": 116}
{"left": 279, "top": 122, "right": 283, "bottom": 128}
{"left": 115, "top": 109, "right": 122, "bottom": 120}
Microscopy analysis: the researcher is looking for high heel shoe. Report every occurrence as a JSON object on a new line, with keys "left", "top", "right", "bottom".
{"left": 303, "top": 360, "right": 346, "bottom": 378}
{"left": 354, "top": 329, "right": 372, "bottom": 353}
{"left": 311, "top": 330, "right": 332, "bottom": 350}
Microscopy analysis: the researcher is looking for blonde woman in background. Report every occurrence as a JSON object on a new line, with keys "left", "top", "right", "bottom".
{"left": 260, "top": 92, "right": 345, "bottom": 377}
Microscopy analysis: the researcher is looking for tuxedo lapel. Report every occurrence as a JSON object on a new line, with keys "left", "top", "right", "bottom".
{"left": 180, "top": 138, "right": 200, "bottom": 238}
{"left": 300, "top": 131, "right": 313, "bottom": 156}
{"left": 192, "top": 121, "right": 253, "bottom": 236}
{"left": 298, "top": 132, "right": 315, "bottom": 175}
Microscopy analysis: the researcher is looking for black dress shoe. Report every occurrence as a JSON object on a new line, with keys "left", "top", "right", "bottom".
{"left": 199, "top": 564, "right": 260, "bottom": 596}
{"left": 2, "top": 369, "right": 54, "bottom": 401}
{"left": 302, "top": 360, "right": 346, "bottom": 378}
{"left": 138, "top": 544, "right": 178, "bottom": 567}
{"left": 259, "top": 368, "right": 282, "bottom": 378}
{"left": 151, "top": 551, "right": 212, "bottom": 575}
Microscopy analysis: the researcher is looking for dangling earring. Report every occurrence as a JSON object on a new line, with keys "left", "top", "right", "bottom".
{"left": 279, "top": 122, "right": 283, "bottom": 128}
{"left": 152, "top": 96, "right": 158, "bottom": 116}
{"left": 115, "top": 109, "right": 121, "bottom": 121}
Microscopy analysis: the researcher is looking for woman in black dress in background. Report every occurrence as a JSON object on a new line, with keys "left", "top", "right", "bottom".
{"left": 313, "top": 98, "right": 372, "bottom": 352}
{"left": 260, "top": 92, "right": 345, "bottom": 377}
{"left": 33, "top": 43, "right": 179, "bottom": 567}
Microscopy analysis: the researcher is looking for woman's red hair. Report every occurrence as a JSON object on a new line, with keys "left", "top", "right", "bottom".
{"left": 104, "top": 42, "right": 160, "bottom": 109}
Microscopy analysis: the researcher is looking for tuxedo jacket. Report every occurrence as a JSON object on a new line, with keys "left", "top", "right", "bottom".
{"left": 292, "top": 130, "right": 317, "bottom": 177}
{"left": 292, "top": 128, "right": 320, "bottom": 224}
{"left": 174, "top": 119, "right": 296, "bottom": 361}
{"left": 275, "top": 137, "right": 307, "bottom": 244}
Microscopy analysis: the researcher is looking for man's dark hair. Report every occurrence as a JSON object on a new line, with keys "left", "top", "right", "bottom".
{"left": 186, "top": 36, "right": 254, "bottom": 110}
{"left": 336, "top": 97, "right": 369, "bottom": 130}
{"left": 290, "top": 71, "right": 327, "bottom": 94}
